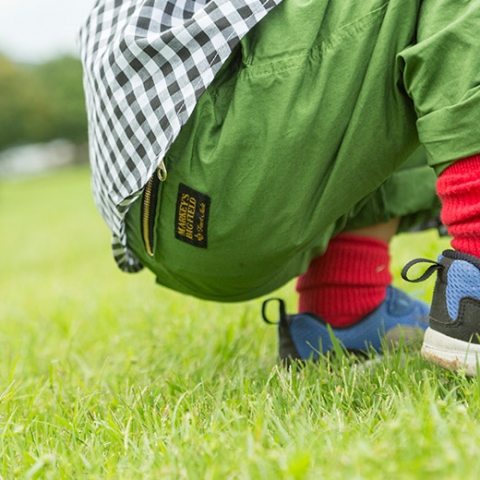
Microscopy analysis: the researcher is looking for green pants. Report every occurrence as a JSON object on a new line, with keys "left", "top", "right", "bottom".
{"left": 125, "top": 0, "right": 480, "bottom": 302}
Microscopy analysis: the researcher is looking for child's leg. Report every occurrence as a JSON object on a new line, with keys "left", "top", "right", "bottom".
{"left": 395, "top": 2, "right": 480, "bottom": 373}
{"left": 270, "top": 215, "right": 430, "bottom": 362}
{"left": 306, "top": 0, "right": 480, "bottom": 352}
{"left": 269, "top": 153, "right": 437, "bottom": 362}
{"left": 407, "top": 154, "right": 480, "bottom": 375}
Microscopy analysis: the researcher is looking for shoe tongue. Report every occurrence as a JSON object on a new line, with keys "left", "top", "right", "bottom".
{"left": 443, "top": 249, "right": 480, "bottom": 270}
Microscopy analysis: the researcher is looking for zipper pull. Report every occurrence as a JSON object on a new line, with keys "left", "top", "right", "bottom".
{"left": 157, "top": 158, "right": 167, "bottom": 181}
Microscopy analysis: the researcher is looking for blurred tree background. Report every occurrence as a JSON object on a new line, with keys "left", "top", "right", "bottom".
{"left": 0, "top": 53, "right": 87, "bottom": 153}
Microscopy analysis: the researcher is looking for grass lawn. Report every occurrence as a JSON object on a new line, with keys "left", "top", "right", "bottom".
{"left": 1, "top": 166, "right": 479, "bottom": 479}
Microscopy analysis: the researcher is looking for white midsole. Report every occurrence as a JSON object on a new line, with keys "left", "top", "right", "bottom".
{"left": 422, "top": 327, "right": 480, "bottom": 376}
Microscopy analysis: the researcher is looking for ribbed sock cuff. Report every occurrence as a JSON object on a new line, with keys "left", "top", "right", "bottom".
{"left": 437, "top": 154, "right": 480, "bottom": 258}
{"left": 296, "top": 234, "right": 392, "bottom": 327}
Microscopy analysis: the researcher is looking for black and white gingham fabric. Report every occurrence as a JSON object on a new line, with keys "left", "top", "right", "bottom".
{"left": 79, "top": 0, "right": 281, "bottom": 272}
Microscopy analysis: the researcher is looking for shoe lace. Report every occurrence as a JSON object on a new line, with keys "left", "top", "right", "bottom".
{"left": 401, "top": 258, "right": 443, "bottom": 283}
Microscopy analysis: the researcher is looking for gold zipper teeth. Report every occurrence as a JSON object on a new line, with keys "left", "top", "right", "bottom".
{"left": 142, "top": 160, "right": 167, "bottom": 257}
{"left": 142, "top": 176, "right": 154, "bottom": 257}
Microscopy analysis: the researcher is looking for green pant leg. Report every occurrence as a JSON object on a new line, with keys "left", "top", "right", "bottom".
{"left": 399, "top": 0, "right": 480, "bottom": 173}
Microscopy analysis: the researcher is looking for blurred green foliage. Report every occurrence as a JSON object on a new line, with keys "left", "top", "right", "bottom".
{"left": 0, "top": 54, "right": 87, "bottom": 151}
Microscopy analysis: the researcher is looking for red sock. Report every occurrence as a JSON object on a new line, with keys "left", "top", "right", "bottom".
{"left": 296, "top": 234, "right": 392, "bottom": 327}
{"left": 437, "top": 154, "right": 480, "bottom": 258}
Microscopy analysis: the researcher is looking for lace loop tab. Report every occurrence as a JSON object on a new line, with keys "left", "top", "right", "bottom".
{"left": 401, "top": 258, "right": 443, "bottom": 283}
{"left": 262, "top": 298, "right": 287, "bottom": 325}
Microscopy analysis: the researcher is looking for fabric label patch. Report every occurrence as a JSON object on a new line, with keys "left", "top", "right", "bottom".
{"left": 175, "top": 183, "right": 210, "bottom": 248}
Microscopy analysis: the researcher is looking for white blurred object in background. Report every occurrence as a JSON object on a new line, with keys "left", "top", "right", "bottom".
{"left": 0, "top": 140, "right": 77, "bottom": 177}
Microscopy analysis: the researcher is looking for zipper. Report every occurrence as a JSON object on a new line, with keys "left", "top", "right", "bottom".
{"left": 141, "top": 159, "right": 167, "bottom": 257}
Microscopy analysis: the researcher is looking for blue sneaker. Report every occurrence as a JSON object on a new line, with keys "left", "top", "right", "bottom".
{"left": 262, "top": 286, "right": 429, "bottom": 364}
{"left": 402, "top": 250, "right": 480, "bottom": 376}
